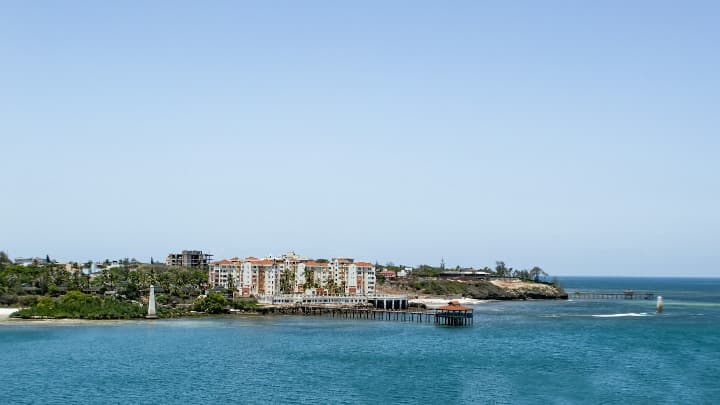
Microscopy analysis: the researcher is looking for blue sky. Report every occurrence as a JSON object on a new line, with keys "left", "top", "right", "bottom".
{"left": 1, "top": 1, "right": 719, "bottom": 276}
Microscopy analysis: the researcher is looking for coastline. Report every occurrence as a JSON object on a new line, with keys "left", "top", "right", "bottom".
{"left": 1, "top": 282, "right": 560, "bottom": 323}
{"left": 0, "top": 317, "right": 138, "bottom": 325}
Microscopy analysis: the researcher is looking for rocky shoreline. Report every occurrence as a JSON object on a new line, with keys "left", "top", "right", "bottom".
{"left": 380, "top": 278, "right": 568, "bottom": 302}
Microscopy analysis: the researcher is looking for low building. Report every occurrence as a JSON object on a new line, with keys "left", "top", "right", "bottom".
{"left": 14, "top": 257, "right": 47, "bottom": 266}
{"left": 378, "top": 270, "right": 396, "bottom": 280}
{"left": 397, "top": 267, "right": 413, "bottom": 278}
{"left": 438, "top": 270, "right": 491, "bottom": 280}
{"left": 436, "top": 300, "right": 474, "bottom": 326}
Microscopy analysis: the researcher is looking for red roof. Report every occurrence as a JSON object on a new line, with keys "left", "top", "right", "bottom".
{"left": 355, "top": 262, "right": 373, "bottom": 267}
{"left": 437, "top": 301, "right": 474, "bottom": 311}
{"left": 250, "top": 259, "right": 273, "bottom": 265}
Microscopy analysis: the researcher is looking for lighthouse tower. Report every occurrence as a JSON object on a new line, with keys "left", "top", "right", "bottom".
{"left": 146, "top": 285, "right": 158, "bottom": 319}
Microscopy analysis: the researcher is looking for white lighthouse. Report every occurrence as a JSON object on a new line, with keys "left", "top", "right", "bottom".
{"left": 146, "top": 285, "right": 158, "bottom": 319}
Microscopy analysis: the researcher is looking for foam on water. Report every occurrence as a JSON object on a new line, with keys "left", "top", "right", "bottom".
{"left": 592, "top": 312, "right": 650, "bottom": 318}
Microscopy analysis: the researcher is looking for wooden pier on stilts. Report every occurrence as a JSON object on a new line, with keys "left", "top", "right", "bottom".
{"left": 259, "top": 305, "right": 439, "bottom": 323}
{"left": 254, "top": 302, "right": 473, "bottom": 326}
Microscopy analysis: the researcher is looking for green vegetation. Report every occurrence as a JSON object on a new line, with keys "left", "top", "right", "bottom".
{"left": 0, "top": 251, "right": 218, "bottom": 319}
{"left": 0, "top": 256, "right": 207, "bottom": 307}
{"left": 193, "top": 293, "right": 228, "bottom": 314}
{"left": 403, "top": 261, "right": 550, "bottom": 282}
{"left": 325, "top": 278, "right": 339, "bottom": 294}
{"left": 303, "top": 267, "right": 317, "bottom": 290}
{"left": 413, "top": 265, "right": 443, "bottom": 277}
{"left": 231, "top": 299, "right": 260, "bottom": 311}
{"left": 279, "top": 268, "right": 296, "bottom": 293}
{"left": 411, "top": 280, "right": 505, "bottom": 297}
{"left": 11, "top": 291, "right": 146, "bottom": 319}
{"left": 410, "top": 279, "right": 565, "bottom": 300}
{"left": 0, "top": 251, "right": 11, "bottom": 267}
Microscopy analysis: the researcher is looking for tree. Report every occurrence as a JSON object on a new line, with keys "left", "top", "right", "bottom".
{"left": 279, "top": 268, "right": 295, "bottom": 293}
{"left": 495, "top": 261, "right": 509, "bottom": 277}
{"left": 326, "top": 277, "right": 337, "bottom": 294}
{"left": 514, "top": 269, "right": 531, "bottom": 280}
{"left": 303, "top": 267, "right": 316, "bottom": 289}
{"left": 194, "top": 293, "right": 228, "bottom": 314}
{"left": 0, "top": 251, "right": 10, "bottom": 268}
{"left": 415, "top": 265, "right": 441, "bottom": 277}
{"left": 530, "top": 266, "right": 548, "bottom": 282}
{"left": 227, "top": 274, "right": 236, "bottom": 296}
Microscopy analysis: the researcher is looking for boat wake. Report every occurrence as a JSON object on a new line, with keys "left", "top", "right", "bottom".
{"left": 592, "top": 313, "right": 650, "bottom": 318}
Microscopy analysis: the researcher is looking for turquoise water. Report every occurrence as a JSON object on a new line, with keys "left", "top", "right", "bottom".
{"left": 1, "top": 278, "right": 719, "bottom": 404}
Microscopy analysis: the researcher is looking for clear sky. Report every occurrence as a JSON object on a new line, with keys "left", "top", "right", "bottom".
{"left": 1, "top": 1, "right": 719, "bottom": 276}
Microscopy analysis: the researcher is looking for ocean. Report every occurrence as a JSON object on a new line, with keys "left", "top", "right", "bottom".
{"left": 1, "top": 277, "right": 718, "bottom": 404}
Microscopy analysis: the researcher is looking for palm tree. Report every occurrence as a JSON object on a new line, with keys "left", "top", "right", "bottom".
{"left": 495, "top": 261, "right": 509, "bottom": 277}
{"left": 279, "top": 268, "right": 295, "bottom": 293}
{"left": 303, "top": 267, "right": 316, "bottom": 290}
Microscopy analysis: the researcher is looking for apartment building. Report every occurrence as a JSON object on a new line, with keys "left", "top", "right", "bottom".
{"left": 208, "top": 252, "right": 376, "bottom": 297}
{"left": 166, "top": 250, "right": 213, "bottom": 268}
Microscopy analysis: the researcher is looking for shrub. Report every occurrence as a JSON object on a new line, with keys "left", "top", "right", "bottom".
{"left": 231, "top": 299, "right": 259, "bottom": 311}
{"left": 193, "top": 293, "right": 228, "bottom": 314}
{"left": 0, "top": 294, "right": 18, "bottom": 306}
{"left": 11, "top": 291, "right": 145, "bottom": 319}
{"left": 17, "top": 295, "right": 39, "bottom": 307}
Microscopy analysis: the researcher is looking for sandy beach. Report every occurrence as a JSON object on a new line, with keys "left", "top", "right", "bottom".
{"left": 0, "top": 308, "right": 20, "bottom": 321}
{"left": 409, "top": 298, "right": 489, "bottom": 308}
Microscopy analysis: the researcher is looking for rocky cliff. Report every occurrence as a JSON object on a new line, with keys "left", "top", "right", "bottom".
{"left": 407, "top": 278, "right": 567, "bottom": 300}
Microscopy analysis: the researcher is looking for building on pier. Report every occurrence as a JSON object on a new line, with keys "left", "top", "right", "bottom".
{"left": 435, "top": 301, "right": 474, "bottom": 326}
{"left": 367, "top": 296, "right": 408, "bottom": 310}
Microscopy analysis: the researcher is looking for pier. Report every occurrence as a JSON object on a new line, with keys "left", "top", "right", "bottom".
{"left": 570, "top": 290, "right": 655, "bottom": 300}
{"left": 253, "top": 304, "right": 471, "bottom": 325}
{"left": 256, "top": 305, "right": 441, "bottom": 323}
{"left": 250, "top": 296, "right": 473, "bottom": 326}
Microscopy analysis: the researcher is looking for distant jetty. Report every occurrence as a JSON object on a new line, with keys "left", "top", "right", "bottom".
{"left": 570, "top": 290, "right": 655, "bottom": 300}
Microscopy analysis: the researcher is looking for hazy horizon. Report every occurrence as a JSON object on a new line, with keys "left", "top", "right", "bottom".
{"left": 2, "top": 2, "right": 719, "bottom": 277}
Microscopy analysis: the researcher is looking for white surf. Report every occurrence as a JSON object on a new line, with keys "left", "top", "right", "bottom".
{"left": 592, "top": 312, "right": 649, "bottom": 318}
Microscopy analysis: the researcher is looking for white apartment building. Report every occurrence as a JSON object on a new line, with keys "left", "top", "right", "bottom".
{"left": 208, "top": 252, "right": 376, "bottom": 298}
{"left": 208, "top": 258, "right": 242, "bottom": 290}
